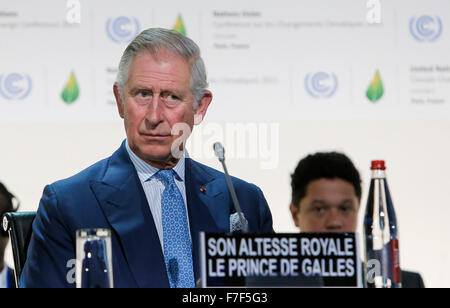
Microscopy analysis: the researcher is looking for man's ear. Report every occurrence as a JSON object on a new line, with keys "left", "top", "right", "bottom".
{"left": 194, "top": 90, "right": 213, "bottom": 125}
{"left": 113, "top": 83, "right": 125, "bottom": 119}
{"left": 290, "top": 203, "right": 300, "bottom": 228}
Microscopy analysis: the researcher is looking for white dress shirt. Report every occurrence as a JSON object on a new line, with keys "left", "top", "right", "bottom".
{"left": 125, "top": 141, "right": 191, "bottom": 250}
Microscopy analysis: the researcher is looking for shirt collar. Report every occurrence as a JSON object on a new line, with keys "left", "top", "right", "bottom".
{"left": 125, "top": 140, "right": 186, "bottom": 183}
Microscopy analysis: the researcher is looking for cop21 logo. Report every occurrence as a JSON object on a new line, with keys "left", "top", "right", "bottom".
{"left": 304, "top": 72, "right": 338, "bottom": 99}
{"left": 106, "top": 16, "right": 140, "bottom": 43}
{"left": 410, "top": 15, "right": 443, "bottom": 42}
{"left": 0, "top": 73, "right": 32, "bottom": 100}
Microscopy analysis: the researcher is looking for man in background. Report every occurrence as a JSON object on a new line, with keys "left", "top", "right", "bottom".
{"left": 289, "top": 152, "right": 425, "bottom": 288}
{"left": 0, "top": 182, "right": 17, "bottom": 288}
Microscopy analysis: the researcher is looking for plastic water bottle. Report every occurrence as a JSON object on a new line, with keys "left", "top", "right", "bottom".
{"left": 364, "top": 160, "right": 402, "bottom": 288}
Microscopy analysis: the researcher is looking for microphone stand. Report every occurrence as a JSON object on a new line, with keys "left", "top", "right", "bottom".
{"left": 214, "top": 143, "right": 248, "bottom": 234}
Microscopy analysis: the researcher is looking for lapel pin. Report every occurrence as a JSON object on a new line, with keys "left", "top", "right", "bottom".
{"left": 200, "top": 187, "right": 206, "bottom": 193}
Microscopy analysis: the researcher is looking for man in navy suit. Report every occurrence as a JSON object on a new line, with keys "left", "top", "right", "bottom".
{"left": 20, "top": 28, "right": 273, "bottom": 288}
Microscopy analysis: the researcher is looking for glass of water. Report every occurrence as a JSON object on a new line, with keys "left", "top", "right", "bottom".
{"left": 76, "top": 228, "right": 113, "bottom": 288}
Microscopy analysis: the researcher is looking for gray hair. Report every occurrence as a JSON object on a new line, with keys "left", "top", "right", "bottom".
{"left": 115, "top": 28, "right": 208, "bottom": 109}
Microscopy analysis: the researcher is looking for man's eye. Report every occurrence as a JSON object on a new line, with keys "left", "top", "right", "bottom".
{"left": 340, "top": 206, "right": 353, "bottom": 213}
{"left": 139, "top": 91, "right": 150, "bottom": 98}
{"left": 167, "top": 94, "right": 179, "bottom": 101}
{"left": 162, "top": 94, "right": 181, "bottom": 107}
{"left": 314, "top": 207, "right": 324, "bottom": 213}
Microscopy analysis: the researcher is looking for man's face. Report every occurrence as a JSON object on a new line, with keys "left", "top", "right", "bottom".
{"left": 290, "top": 178, "right": 359, "bottom": 233}
{"left": 114, "top": 50, "right": 212, "bottom": 168}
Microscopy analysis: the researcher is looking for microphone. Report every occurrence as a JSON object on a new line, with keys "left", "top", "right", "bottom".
{"left": 213, "top": 142, "right": 225, "bottom": 162}
{"left": 213, "top": 142, "right": 248, "bottom": 234}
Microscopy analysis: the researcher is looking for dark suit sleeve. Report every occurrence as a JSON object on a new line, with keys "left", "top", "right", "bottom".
{"left": 254, "top": 185, "right": 274, "bottom": 233}
{"left": 19, "top": 185, "right": 76, "bottom": 288}
{"left": 401, "top": 270, "right": 425, "bottom": 288}
{"left": 8, "top": 268, "right": 16, "bottom": 288}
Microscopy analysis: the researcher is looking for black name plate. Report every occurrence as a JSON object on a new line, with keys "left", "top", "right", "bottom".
{"left": 200, "top": 233, "right": 362, "bottom": 288}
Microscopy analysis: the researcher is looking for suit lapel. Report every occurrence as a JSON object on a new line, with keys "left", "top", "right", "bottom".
{"left": 90, "top": 144, "right": 232, "bottom": 287}
{"left": 185, "top": 158, "right": 232, "bottom": 281}
{"left": 90, "top": 142, "right": 169, "bottom": 288}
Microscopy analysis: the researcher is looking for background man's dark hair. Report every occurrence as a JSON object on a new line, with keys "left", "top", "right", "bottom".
{"left": 291, "top": 152, "right": 362, "bottom": 208}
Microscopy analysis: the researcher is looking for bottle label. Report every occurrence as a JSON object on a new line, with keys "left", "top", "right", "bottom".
{"left": 390, "top": 239, "right": 401, "bottom": 284}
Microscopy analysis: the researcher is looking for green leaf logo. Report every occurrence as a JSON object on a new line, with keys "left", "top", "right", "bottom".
{"left": 173, "top": 14, "right": 187, "bottom": 36}
{"left": 366, "top": 70, "right": 384, "bottom": 102}
{"left": 61, "top": 71, "right": 79, "bottom": 104}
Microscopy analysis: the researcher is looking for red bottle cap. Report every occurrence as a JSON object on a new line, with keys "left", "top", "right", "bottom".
{"left": 371, "top": 160, "right": 386, "bottom": 170}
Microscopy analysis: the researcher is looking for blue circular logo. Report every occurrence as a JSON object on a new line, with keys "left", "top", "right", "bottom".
{"left": 0, "top": 73, "right": 32, "bottom": 100}
{"left": 106, "top": 16, "right": 140, "bottom": 43}
{"left": 305, "top": 72, "right": 338, "bottom": 99}
{"left": 410, "top": 15, "right": 443, "bottom": 42}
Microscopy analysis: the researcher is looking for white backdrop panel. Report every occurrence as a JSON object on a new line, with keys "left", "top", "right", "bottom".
{"left": 0, "top": 0, "right": 449, "bottom": 287}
